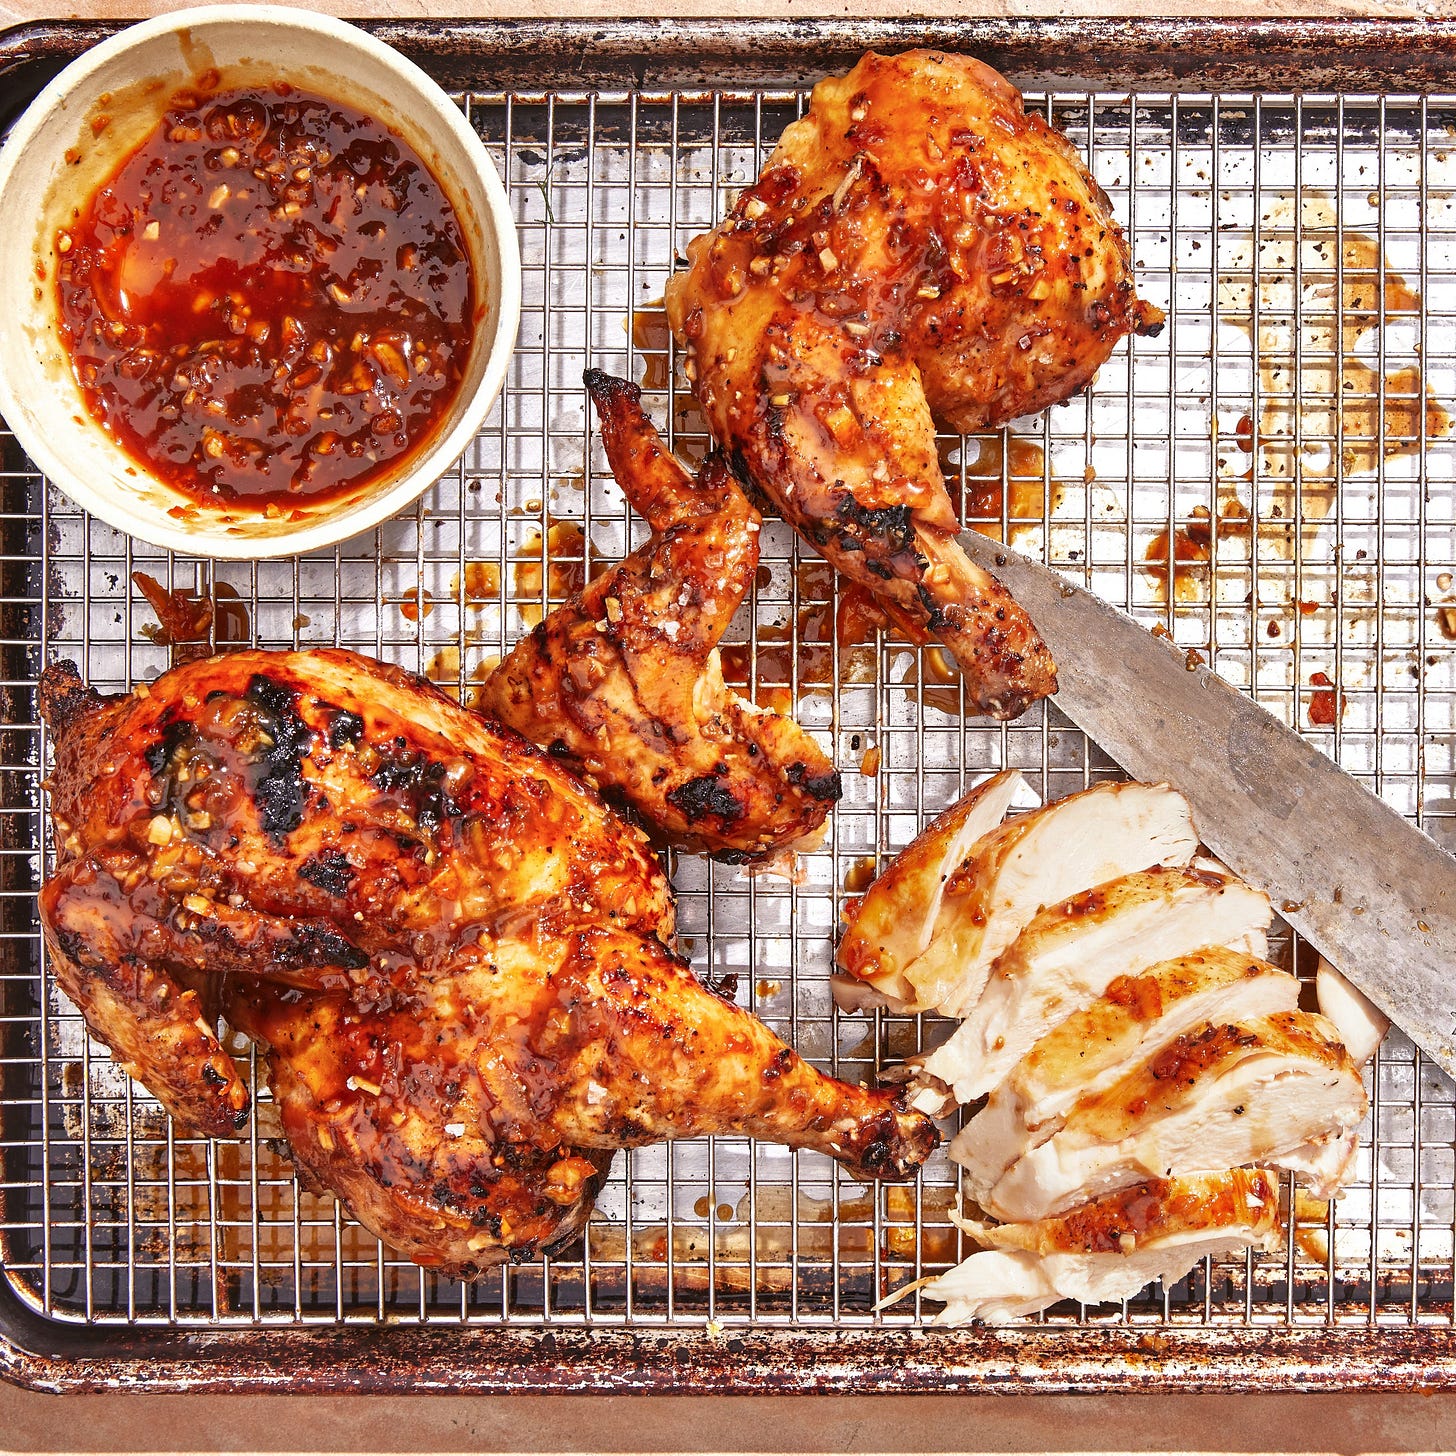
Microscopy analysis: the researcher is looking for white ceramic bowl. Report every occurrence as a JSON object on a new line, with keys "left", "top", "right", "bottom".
{"left": 0, "top": 5, "right": 520, "bottom": 558}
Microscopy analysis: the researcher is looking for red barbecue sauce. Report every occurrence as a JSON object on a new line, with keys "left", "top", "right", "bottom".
{"left": 55, "top": 83, "right": 475, "bottom": 511}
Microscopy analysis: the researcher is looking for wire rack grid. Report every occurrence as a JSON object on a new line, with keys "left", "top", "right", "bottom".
{"left": 2, "top": 71, "right": 1455, "bottom": 1356}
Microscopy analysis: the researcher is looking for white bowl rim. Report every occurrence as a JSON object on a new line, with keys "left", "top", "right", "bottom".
{"left": 0, "top": 3, "right": 522, "bottom": 560}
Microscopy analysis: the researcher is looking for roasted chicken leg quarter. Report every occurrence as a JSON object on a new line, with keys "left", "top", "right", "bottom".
{"left": 38, "top": 649, "right": 936, "bottom": 1275}
{"left": 666, "top": 49, "right": 1163, "bottom": 718}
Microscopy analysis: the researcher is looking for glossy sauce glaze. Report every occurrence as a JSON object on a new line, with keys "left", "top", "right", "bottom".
{"left": 56, "top": 81, "right": 474, "bottom": 511}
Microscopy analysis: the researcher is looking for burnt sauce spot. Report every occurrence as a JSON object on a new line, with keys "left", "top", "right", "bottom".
{"left": 371, "top": 741, "right": 460, "bottom": 830}
{"left": 298, "top": 849, "right": 355, "bottom": 897}
{"left": 244, "top": 674, "right": 313, "bottom": 842}
{"left": 665, "top": 772, "right": 745, "bottom": 823}
{"left": 143, "top": 713, "right": 236, "bottom": 829}
{"left": 144, "top": 717, "right": 198, "bottom": 780}
{"left": 834, "top": 496, "right": 914, "bottom": 553}
{"left": 288, "top": 923, "right": 369, "bottom": 972}
{"left": 326, "top": 707, "right": 365, "bottom": 749}
{"left": 785, "top": 762, "right": 843, "bottom": 802}
{"left": 916, "top": 582, "right": 948, "bottom": 631}
{"left": 857, "top": 1135, "right": 895, "bottom": 1178}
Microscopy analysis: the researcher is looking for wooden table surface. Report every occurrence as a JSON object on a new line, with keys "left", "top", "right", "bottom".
{"left": 3, "top": 3, "right": 1454, "bottom": 1450}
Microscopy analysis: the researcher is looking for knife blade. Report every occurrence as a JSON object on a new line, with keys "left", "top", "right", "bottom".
{"left": 958, "top": 528, "right": 1456, "bottom": 1081}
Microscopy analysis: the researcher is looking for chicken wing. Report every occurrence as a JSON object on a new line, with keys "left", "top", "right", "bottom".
{"left": 39, "top": 650, "right": 935, "bottom": 1276}
{"left": 479, "top": 373, "right": 840, "bottom": 861}
{"left": 665, "top": 49, "right": 1163, "bottom": 718}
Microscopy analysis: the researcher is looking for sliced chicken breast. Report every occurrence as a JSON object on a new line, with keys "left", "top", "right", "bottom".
{"left": 950, "top": 945, "right": 1300, "bottom": 1198}
{"left": 836, "top": 770, "right": 1022, "bottom": 1009}
{"left": 903, "top": 782, "right": 1199, "bottom": 1017}
{"left": 912, "top": 866, "right": 1274, "bottom": 1111}
{"left": 985, "top": 1011, "right": 1368, "bottom": 1221}
{"left": 1283, "top": 1127, "right": 1361, "bottom": 1192}
{"left": 1316, "top": 958, "right": 1389, "bottom": 1067}
{"left": 918, "top": 1169, "right": 1281, "bottom": 1324}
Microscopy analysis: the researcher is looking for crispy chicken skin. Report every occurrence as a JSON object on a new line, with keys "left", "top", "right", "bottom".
{"left": 38, "top": 649, "right": 935, "bottom": 1275}
{"left": 665, "top": 50, "right": 1162, "bottom": 718}
{"left": 479, "top": 373, "right": 840, "bottom": 861}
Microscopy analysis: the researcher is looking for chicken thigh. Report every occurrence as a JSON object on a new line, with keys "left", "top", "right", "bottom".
{"left": 39, "top": 650, "right": 936, "bottom": 1275}
{"left": 665, "top": 49, "right": 1163, "bottom": 718}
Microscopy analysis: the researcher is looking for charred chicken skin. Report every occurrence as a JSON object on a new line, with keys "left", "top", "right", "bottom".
{"left": 665, "top": 50, "right": 1163, "bottom": 718}
{"left": 38, "top": 649, "right": 936, "bottom": 1275}
{"left": 479, "top": 372, "right": 840, "bottom": 861}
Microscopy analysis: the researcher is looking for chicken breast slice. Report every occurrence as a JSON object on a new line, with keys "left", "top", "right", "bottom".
{"left": 835, "top": 770, "right": 1022, "bottom": 1009}
{"left": 918, "top": 1169, "right": 1281, "bottom": 1325}
{"left": 1283, "top": 1127, "right": 1361, "bottom": 1192}
{"left": 950, "top": 945, "right": 1300, "bottom": 1199}
{"left": 1316, "top": 957, "right": 1389, "bottom": 1067}
{"left": 903, "top": 782, "right": 1199, "bottom": 1017}
{"left": 913, "top": 865, "right": 1274, "bottom": 1110}
{"left": 986, "top": 1011, "right": 1368, "bottom": 1221}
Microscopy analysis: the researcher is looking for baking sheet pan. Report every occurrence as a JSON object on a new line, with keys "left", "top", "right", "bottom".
{"left": 1, "top": 17, "right": 1454, "bottom": 1393}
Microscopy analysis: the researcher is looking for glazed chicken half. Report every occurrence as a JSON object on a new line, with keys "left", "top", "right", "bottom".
{"left": 665, "top": 50, "right": 1164, "bottom": 718}
{"left": 480, "top": 372, "right": 840, "bottom": 862}
{"left": 38, "top": 649, "right": 935, "bottom": 1275}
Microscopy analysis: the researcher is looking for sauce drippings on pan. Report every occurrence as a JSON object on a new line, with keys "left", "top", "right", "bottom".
{"left": 55, "top": 82, "right": 474, "bottom": 511}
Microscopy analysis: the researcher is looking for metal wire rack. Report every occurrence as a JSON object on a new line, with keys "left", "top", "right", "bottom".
{"left": 1, "top": 19, "right": 1455, "bottom": 1391}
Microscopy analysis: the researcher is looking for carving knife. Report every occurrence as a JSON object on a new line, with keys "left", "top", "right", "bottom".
{"left": 958, "top": 528, "right": 1456, "bottom": 1080}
